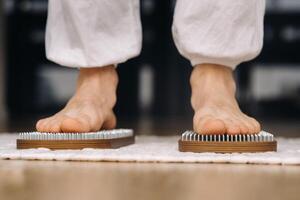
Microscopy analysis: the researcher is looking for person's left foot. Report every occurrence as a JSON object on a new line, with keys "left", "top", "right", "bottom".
{"left": 190, "top": 64, "right": 261, "bottom": 135}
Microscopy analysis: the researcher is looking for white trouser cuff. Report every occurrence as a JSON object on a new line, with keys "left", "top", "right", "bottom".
{"left": 172, "top": 0, "right": 265, "bottom": 70}
{"left": 45, "top": 0, "right": 142, "bottom": 68}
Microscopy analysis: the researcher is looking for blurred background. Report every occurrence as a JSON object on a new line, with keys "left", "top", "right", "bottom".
{"left": 0, "top": 0, "right": 300, "bottom": 135}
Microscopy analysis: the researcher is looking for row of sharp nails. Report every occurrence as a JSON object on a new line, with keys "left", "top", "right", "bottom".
{"left": 181, "top": 131, "right": 274, "bottom": 142}
{"left": 18, "top": 130, "right": 133, "bottom": 140}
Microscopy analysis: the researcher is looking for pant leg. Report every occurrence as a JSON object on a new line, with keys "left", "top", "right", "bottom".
{"left": 172, "top": 0, "right": 265, "bottom": 69}
{"left": 46, "top": 0, "right": 142, "bottom": 68}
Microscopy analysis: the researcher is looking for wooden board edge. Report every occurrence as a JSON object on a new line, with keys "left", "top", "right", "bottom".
{"left": 16, "top": 136, "right": 135, "bottom": 150}
{"left": 178, "top": 139, "right": 277, "bottom": 153}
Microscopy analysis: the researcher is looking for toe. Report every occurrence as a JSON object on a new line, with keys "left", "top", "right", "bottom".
{"left": 43, "top": 117, "right": 58, "bottom": 133}
{"left": 226, "top": 124, "right": 241, "bottom": 135}
{"left": 194, "top": 115, "right": 226, "bottom": 135}
{"left": 47, "top": 118, "right": 62, "bottom": 133}
{"left": 223, "top": 118, "right": 240, "bottom": 135}
{"left": 102, "top": 112, "right": 117, "bottom": 130}
{"left": 223, "top": 118, "right": 242, "bottom": 135}
{"left": 249, "top": 117, "right": 261, "bottom": 134}
{"left": 245, "top": 122, "right": 256, "bottom": 134}
{"left": 238, "top": 118, "right": 252, "bottom": 134}
{"left": 241, "top": 115, "right": 258, "bottom": 134}
{"left": 240, "top": 125, "right": 249, "bottom": 134}
{"left": 61, "top": 116, "right": 90, "bottom": 133}
{"left": 36, "top": 118, "right": 51, "bottom": 132}
{"left": 49, "top": 124, "right": 61, "bottom": 133}
{"left": 36, "top": 119, "right": 44, "bottom": 131}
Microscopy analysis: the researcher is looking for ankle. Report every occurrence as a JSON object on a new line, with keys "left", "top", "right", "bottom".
{"left": 78, "top": 65, "right": 118, "bottom": 87}
{"left": 190, "top": 64, "right": 237, "bottom": 109}
{"left": 74, "top": 65, "right": 118, "bottom": 104}
{"left": 190, "top": 64, "right": 236, "bottom": 90}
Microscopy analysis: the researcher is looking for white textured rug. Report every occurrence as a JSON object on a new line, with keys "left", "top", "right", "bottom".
{"left": 0, "top": 134, "right": 300, "bottom": 165}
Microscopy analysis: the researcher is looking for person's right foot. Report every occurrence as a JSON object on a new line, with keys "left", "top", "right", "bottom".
{"left": 36, "top": 65, "right": 118, "bottom": 133}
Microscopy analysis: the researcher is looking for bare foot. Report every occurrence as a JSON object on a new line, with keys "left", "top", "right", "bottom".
{"left": 36, "top": 65, "right": 118, "bottom": 133}
{"left": 190, "top": 64, "right": 261, "bottom": 135}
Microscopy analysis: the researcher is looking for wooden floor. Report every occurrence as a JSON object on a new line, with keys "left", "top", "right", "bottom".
{"left": 1, "top": 117, "right": 300, "bottom": 200}
{"left": 0, "top": 160, "right": 300, "bottom": 200}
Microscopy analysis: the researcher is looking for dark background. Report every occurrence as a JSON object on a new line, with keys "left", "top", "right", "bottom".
{"left": 2, "top": 0, "right": 300, "bottom": 134}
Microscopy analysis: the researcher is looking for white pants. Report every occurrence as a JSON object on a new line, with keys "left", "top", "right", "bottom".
{"left": 46, "top": 0, "right": 265, "bottom": 70}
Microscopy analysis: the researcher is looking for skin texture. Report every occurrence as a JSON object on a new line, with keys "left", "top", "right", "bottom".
{"left": 36, "top": 65, "right": 118, "bottom": 133}
{"left": 36, "top": 63, "right": 260, "bottom": 135}
{"left": 190, "top": 64, "right": 261, "bottom": 135}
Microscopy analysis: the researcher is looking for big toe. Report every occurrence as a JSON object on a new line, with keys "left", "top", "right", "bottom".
{"left": 194, "top": 117, "right": 226, "bottom": 135}
{"left": 61, "top": 116, "right": 91, "bottom": 133}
